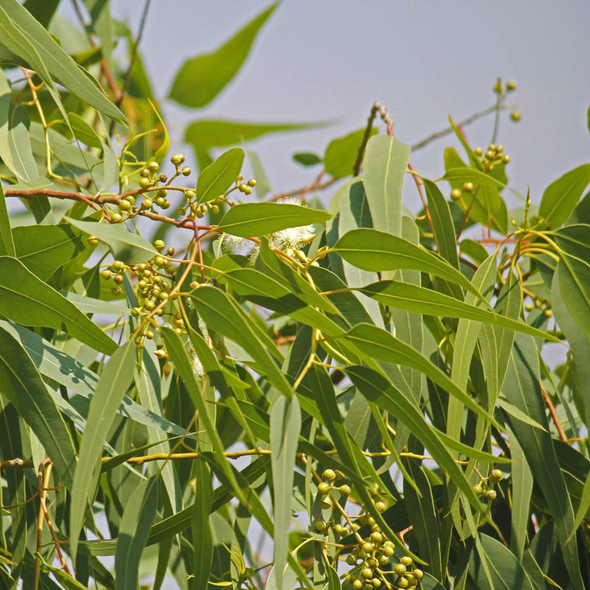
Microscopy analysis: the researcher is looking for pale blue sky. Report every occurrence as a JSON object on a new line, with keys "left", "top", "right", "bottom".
{"left": 106, "top": 0, "right": 590, "bottom": 210}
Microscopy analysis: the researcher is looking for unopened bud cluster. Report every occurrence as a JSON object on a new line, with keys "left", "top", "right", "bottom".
{"left": 313, "top": 470, "right": 424, "bottom": 589}
{"left": 525, "top": 297, "right": 553, "bottom": 318}
{"left": 472, "top": 468, "right": 503, "bottom": 502}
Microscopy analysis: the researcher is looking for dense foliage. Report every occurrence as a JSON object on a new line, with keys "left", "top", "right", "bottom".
{"left": 0, "top": 2, "right": 589, "bottom": 589}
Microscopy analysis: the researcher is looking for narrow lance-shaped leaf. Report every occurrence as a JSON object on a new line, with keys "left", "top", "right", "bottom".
{"left": 65, "top": 217, "right": 159, "bottom": 264}
{"left": 333, "top": 228, "right": 486, "bottom": 302}
{"left": 359, "top": 280, "right": 557, "bottom": 341}
{"left": 0, "top": 326, "right": 76, "bottom": 487}
{"left": 343, "top": 323, "right": 498, "bottom": 426}
{"left": 115, "top": 476, "right": 159, "bottom": 590}
{"left": 69, "top": 341, "right": 136, "bottom": 562}
{"left": 0, "top": 181, "right": 15, "bottom": 256}
{"left": 539, "top": 164, "right": 590, "bottom": 228}
{"left": 270, "top": 396, "right": 302, "bottom": 590}
{"left": 0, "top": 256, "right": 116, "bottom": 354}
{"left": 0, "top": 0, "right": 126, "bottom": 123}
{"left": 191, "top": 458, "right": 213, "bottom": 590}
{"left": 217, "top": 202, "right": 332, "bottom": 238}
{"left": 188, "top": 287, "right": 293, "bottom": 398}
{"left": 503, "top": 334, "right": 584, "bottom": 590}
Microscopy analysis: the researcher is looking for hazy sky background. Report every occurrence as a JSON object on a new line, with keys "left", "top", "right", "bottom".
{"left": 102, "top": 0, "right": 590, "bottom": 212}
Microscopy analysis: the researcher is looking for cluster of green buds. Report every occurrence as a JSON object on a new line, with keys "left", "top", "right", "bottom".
{"left": 525, "top": 297, "right": 553, "bottom": 318}
{"left": 345, "top": 549, "right": 423, "bottom": 589}
{"left": 98, "top": 239, "right": 183, "bottom": 347}
{"left": 493, "top": 77, "right": 516, "bottom": 96}
{"left": 450, "top": 181, "right": 475, "bottom": 202}
{"left": 474, "top": 143, "right": 511, "bottom": 170}
{"left": 313, "top": 470, "right": 423, "bottom": 590}
{"left": 472, "top": 468, "right": 503, "bottom": 502}
{"left": 177, "top": 190, "right": 219, "bottom": 219}
{"left": 99, "top": 260, "right": 128, "bottom": 296}
{"left": 237, "top": 174, "right": 257, "bottom": 196}
{"left": 492, "top": 77, "right": 520, "bottom": 121}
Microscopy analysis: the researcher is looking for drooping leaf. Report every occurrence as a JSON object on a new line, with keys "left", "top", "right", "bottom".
{"left": 69, "top": 341, "right": 136, "bottom": 561}
{"left": 0, "top": 182, "right": 14, "bottom": 257}
{"left": 169, "top": 3, "right": 278, "bottom": 108}
{"left": 270, "top": 396, "right": 301, "bottom": 589}
{"left": 333, "top": 228, "right": 485, "bottom": 301}
{"left": 115, "top": 476, "right": 159, "bottom": 590}
{"left": 185, "top": 119, "right": 328, "bottom": 170}
{"left": 217, "top": 202, "right": 331, "bottom": 238}
{"left": 0, "top": 0, "right": 125, "bottom": 123}
{"left": 503, "top": 334, "right": 584, "bottom": 590}
{"left": 0, "top": 256, "right": 116, "bottom": 354}
{"left": 470, "top": 534, "right": 536, "bottom": 590}
{"left": 0, "top": 325, "right": 76, "bottom": 487}
{"left": 65, "top": 217, "right": 159, "bottom": 264}
{"left": 13, "top": 223, "right": 85, "bottom": 280}
{"left": 360, "top": 280, "right": 556, "bottom": 341}
{"left": 191, "top": 458, "right": 213, "bottom": 590}
{"left": 343, "top": 323, "right": 497, "bottom": 426}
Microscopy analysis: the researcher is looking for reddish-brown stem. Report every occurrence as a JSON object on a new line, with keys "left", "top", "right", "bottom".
{"left": 541, "top": 386, "right": 568, "bottom": 442}
{"left": 407, "top": 162, "right": 435, "bottom": 238}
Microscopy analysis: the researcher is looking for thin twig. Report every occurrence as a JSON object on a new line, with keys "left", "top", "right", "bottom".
{"left": 410, "top": 104, "right": 511, "bottom": 151}
{"left": 541, "top": 386, "right": 568, "bottom": 443}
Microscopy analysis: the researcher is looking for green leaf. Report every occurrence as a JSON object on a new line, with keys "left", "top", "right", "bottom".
{"left": 115, "top": 476, "right": 159, "bottom": 590}
{"left": 0, "top": 0, "right": 125, "bottom": 123}
{"left": 0, "top": 325, "right": 76, "bottom": 487}
{"left": 169, "top": 3, "right": 278, "bottom": 108}
{"left": 539, "top": 164, "right": 590, "bottom": 228}
{"left": 346, "top": 365, "right": 485, "bottom": 513}
{"left": 197, "top": 147, "right": 244, "bottom": 203}
{"left": 13, "top": 224, "right": 85, "bottom": 281}
{"left": 324, "top": 128, "right": 377, "bottom": 178}
{"left": 363, "top": 135, "right": 411, "bottom": 236}
{"left": 68, "top": 112, "right": 104, "bottom": 149}
{"left": 403, "top": 462, "right": 443, "bottom": 580}
{"left": 270, "top": 396, "right": 301, "bottom": 589}
{"left": 6, "top": 104, "right": 39, "bottom": 183}
{"left": 185, "top": 119, "right": 326, "bottom": 169}
{"left": 343, "top": 323, "right": 498, "bottom": 426}
{"left": 293, "top": 152, "right": 321, "bottom": 167}
{"left": 470, "top": 534, "right": 536, "bottom": 590}
{"left": 0, "top": 256, "right": 116, "bottom": 354}
{"left": 503, "top": 334, "right": 584, "bottom": 590}
{"left": 0, "top": 182, "right": 14, "bottom": 257}
{"left": 333, "top": 228, "right": 485, "bottom": 302}
{"left": 191, "top": 458, "right": 213, "bottom": 590}
{"left": 360, "top": 280, "right": 556, "bottom": 341}
{"left": 423, "top": 178, "right": 459, "bottom": 268}
{"left": 188, "top": 287, "right": 292, "bottom": 398}
{"left": 217, "top": 202, "right": 331, "bottom": 238}
{"left": 556, "top": 255, "right": 590, "bottom": 342}
{"left": 65, "top": 217, "right": 159, "bottom": 264}
{"left": 69, "top": 341, "right": 136, "bottom": 561}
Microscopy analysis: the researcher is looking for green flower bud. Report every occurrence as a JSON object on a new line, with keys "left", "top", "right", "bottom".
{"left": 322, "top": 469, "right": 336, "bottom": 481}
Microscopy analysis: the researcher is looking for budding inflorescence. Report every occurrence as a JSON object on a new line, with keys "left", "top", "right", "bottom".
{"left": 472, "top": 468, "right": 503, "bottom": 502}
{"left": 313, "top": 470, "right": 423, "bottom": 590}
